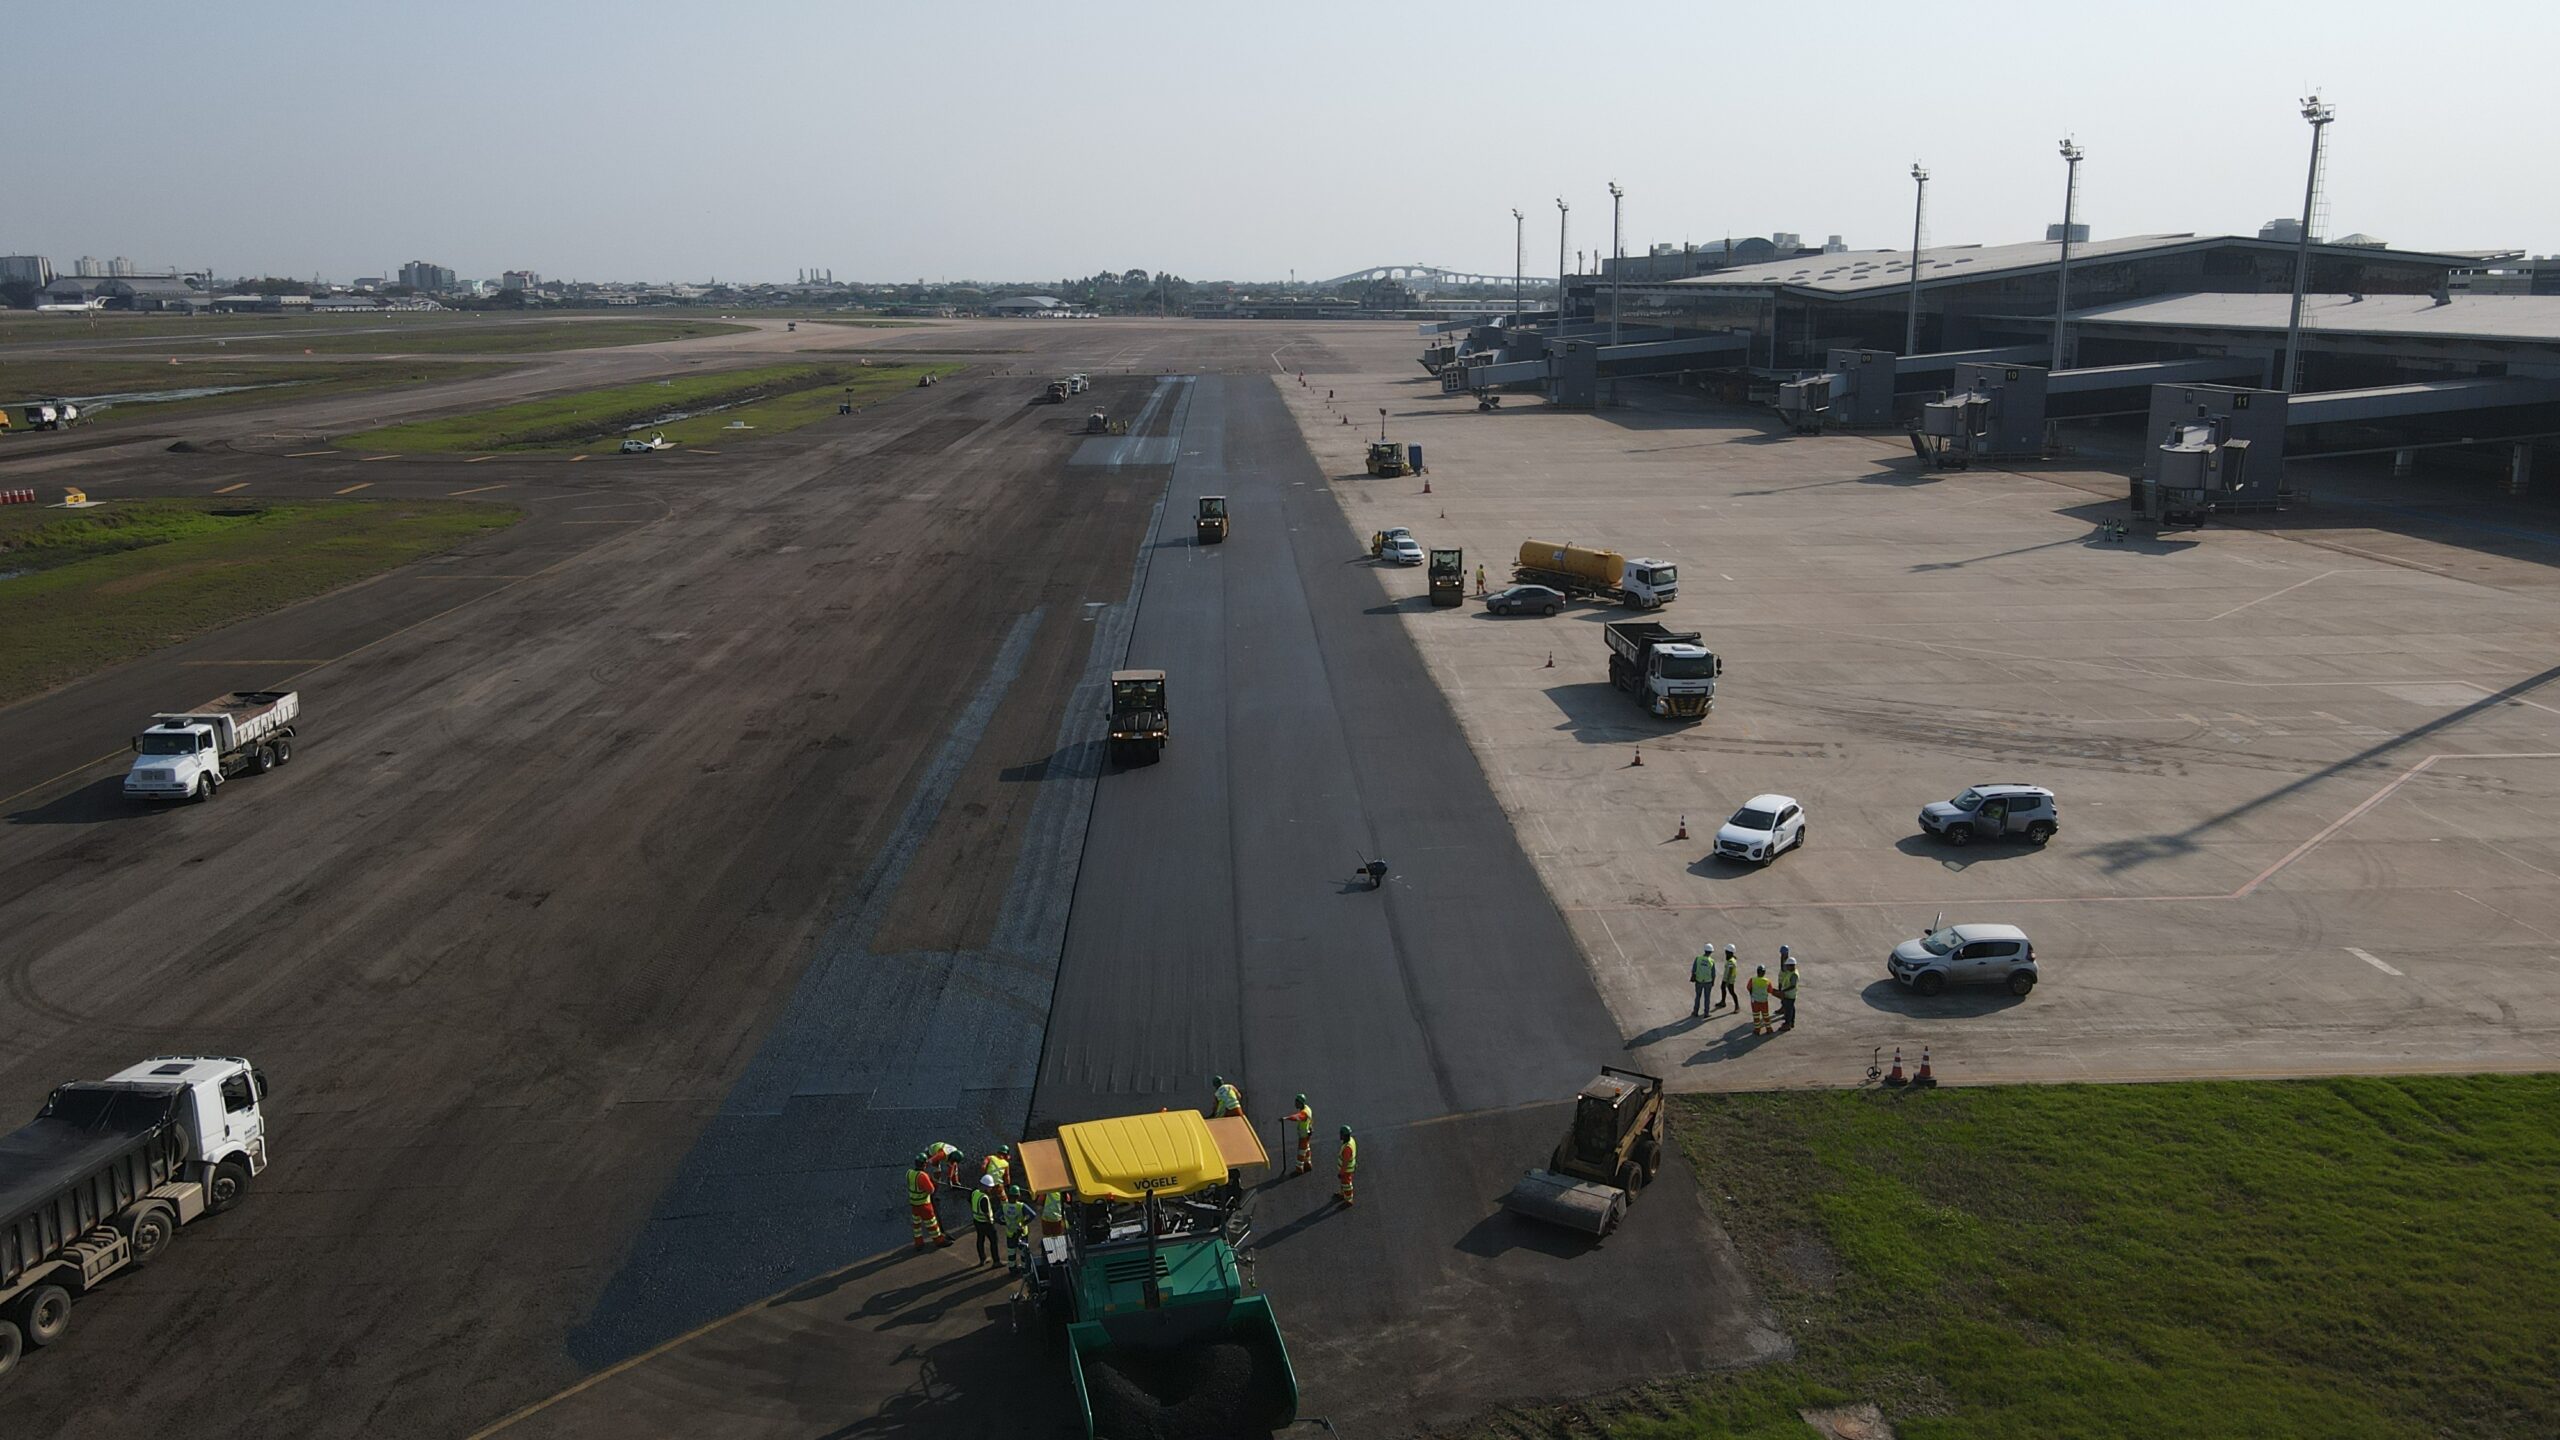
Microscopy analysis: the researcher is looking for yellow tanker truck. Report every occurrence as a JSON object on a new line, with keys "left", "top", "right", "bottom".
{"left": 1512, "top": 540, "right": 1680, "bottom": 610}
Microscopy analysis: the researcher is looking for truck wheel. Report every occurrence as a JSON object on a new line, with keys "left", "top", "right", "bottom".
{"left": 2026, "top": 821, "right": 2055, "bottom": 846}
{"left": 1944, "top": 824, "right": 1972, "bottom": 847}
{"left": 0, "top": 1319, "right": 19, "bottom": 1378}
{"left": 1615, "top": 1160, "right": 1646, "bottom": 1197}
{"left": 193, "top": 776, "right": 216, "bottom": 803}
{"left": 250, "top": 745, "right": 274, "bottom": 774}
{"left": 1633, "top": 1136, "right": 1662, "bottom": 1181}
{"left": 206, "top": 1158, "right": 252, "bottom": 1214}
{"left": 123, "top": 1203, "right": 177, "bottom": 1266}
{"left": 11, "top": 1286, "right": 69, "bottom": 1348}
{"left": 272, "top": 736, "right": 294, "bottom": 766}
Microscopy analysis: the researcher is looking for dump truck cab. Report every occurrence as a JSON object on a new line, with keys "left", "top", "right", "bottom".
{"left": 1106, "top": 670, "right": 1168, "bottom": 767}
{"left": 1196, "top": 495, "right": 1228, "bottom": 544}
{"left": 1014, "top": 1110, "right": 1297, "bottom": 1440}
{"left": 1365, "top": 441, "right": 1410, "bottom": 477}
{"left": 1428, "top": 547, "right": 1464, "bottom": 606}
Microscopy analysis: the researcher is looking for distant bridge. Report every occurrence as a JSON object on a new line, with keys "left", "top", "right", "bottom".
{"left": 1318, "top": 264, "right": 1557, "bottom": 290}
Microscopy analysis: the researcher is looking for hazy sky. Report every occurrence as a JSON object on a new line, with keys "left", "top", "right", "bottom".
{"left": 15, "top": 0, "right": 2555, "bottom": 283}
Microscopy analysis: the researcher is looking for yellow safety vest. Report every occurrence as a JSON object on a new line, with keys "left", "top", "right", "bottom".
{"left": 982, "top": 1155, "right": 1010, "bottom": 1186}
{"left": 1003, "top": 1200, "right": 1034, "bottom": 1237}
{"left": 1041, "top": 1191, "right": 1064, "bottom": 1222}
{"left": 1748, "top": 974, "right": 1773, "bottom": 1001}
{"left": 1338, "top": 1138, "right": 1358, "bottom": 1173}
{"left": 1776, "top": 969, "right": 1799, "bottom": 997}
{"left": 906, "top": 1169, "right": 931, "bottom": 1205}
{"left": 1287, "top": 1106, "right": 1313, "bottom": 1138}
{"left": 1691, "top": 951, "right": 1715, "bottom": 984}
{"left": 970, "top": 1187, "right": 995, "bottom": 1223}
{"left": 1213, "top": 1084, "right": 1242, "bottom": 1116}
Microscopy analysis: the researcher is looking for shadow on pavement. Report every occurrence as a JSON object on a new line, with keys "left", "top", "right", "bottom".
{"left": 1891, "top": 833, "right": 2040, "bottom": 867}
{"left": 7, "top": 776, "right": 153, "bottom": 826}
{"left": 1452, "top": 1206, "right": 1606, "bottom": 1260}
{"left": 1856, "top": 978, "right": 2029, "bottom": 1017}
{"left": 1681, "top": 1019, "right": 1778, "bottom": 1066}
{"left": 1621, "top": 1012, "right": 1712, "bottom": 1049}
{"left": 1362, "top": 595, "right": 1435, "bottom": 615}
{"left": 1541, "top": 682, "right": 1659, "bottom": 744}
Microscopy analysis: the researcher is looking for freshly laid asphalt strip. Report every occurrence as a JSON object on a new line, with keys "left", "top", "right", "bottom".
{"left": 1030, "top": 376, "right": 1781, "bottom": 1433}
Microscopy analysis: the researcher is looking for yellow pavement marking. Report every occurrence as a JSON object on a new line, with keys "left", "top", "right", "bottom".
{"left": 569, "top": 454, "right": 589, "bottom": 463}
{"left": 213, "top": 482, "right": 250, "bottom": 494}
{"left": 447, "top": 483, "right": 509, "bottom": 497}
{"left": 466, "top": 455, "right": 498, "bottom": 464}
{"left": 334, "top": 482, "right": 374, "bottom": 495}
{"left": 286, "top": 449, "right": 333, "bottom": 458}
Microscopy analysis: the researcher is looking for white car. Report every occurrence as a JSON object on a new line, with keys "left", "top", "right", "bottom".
{"left": 1714, "top": 793, "right": 1806, "bottom": 864}
{"left": 1384, "top": 536, "right": 1426, "bottom": 566}
{"left": 1889, "top": 922, "right": 2038, "bottom": 996}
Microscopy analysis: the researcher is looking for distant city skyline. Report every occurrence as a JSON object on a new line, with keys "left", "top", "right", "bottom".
{"left": 9, "top": 0, "right": 2554, "bottom": 283}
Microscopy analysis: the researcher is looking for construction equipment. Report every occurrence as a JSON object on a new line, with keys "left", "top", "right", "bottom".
{"left": 1043, "top": 379, "right": 1071, "bottom": 404}
{"left": 123, "top": 691, "right": 301, "bottom": 803}
{"left": 1364, "top": 441, "right": 1410, "bottom": 478}
{"left": 1014, "top": 1110, "right": 1297, "bottom": 1440}
{"left": 1603, "top": 621, "right": 1719, "bottom": 720}
{"left": 1087, "top": 411, "right": 1109, "bottom": 434}
{"left": 1196, "top": 496, "right": 1228, "bottom": 544}
{"left": 1427, "top": 547, "right": 1464, "bottom": 607}
{"left": 1107, "top": 670, "right": 1167, "bottom": 767}
{"left": 1501, "top": 1067, "right": 1666, "bottom": 1236}
{"left": 1514, "top": 540, "right": 1678, "bottom": 609}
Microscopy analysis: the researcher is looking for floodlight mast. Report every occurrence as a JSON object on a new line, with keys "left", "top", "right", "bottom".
{"left": 2282, "top": 95, "right": 2334, "bottom": 393}
{"left": 2052, "top": 139, "right": 2083, "bottom": 367}
{"left": 1905, "top": 164, "right": 1929, "bottom": 354}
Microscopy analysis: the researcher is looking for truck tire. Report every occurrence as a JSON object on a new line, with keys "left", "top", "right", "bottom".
{"left": 1615, "top": 1159, "right": 1646, "bottom": 1197}
{"left": 206, "top": 1158, "right": 252, "bottom": 1215}
{"left": 250, "top": 745, "right": 275, "bottom": 774}
{"left": 272, "top": 735, "right": 294, "bottom": 766}
{"left": 1633, "top": 1135, "right": 1662, "bottom": 1181}
{"left": 193, "top": 776, "right": 217, "bottom": 803}
{"left": 0, "top": 1318, "right": 19, "bottom": 1378}
{"left": 123, "top": 1203, "right": 177, "bottom": 1266}
{"left": 11, "top": 1285, "right": 69, "bottom": 1348}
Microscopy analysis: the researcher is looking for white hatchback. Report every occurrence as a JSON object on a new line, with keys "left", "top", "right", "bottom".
{"left": 1714, "top": 794, "right": 1806, "bottom": 865}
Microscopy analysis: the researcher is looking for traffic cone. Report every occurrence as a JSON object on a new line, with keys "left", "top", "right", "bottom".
{"left": 1544, "top": 652, "right": 1554, "bottom": 668}
{"left": 1914, "top": 1047, "right": 1936, "bottom": 1087}
{"left": 1675, "top": 815, "right": 1689, "bottom": 840}
{"left": 1883, "top": 1048, "right": 1908, "bottom": 1086}
{"left": 1422, "top": 477, "right": 1431, "bottom": 493}
{"left": 1629, "top": 747, "right": 1643, "bottom": 768}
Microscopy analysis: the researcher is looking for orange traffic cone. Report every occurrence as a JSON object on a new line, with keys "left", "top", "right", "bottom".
{"left": 1883, "top": 1048, "right": 1908, "bottom": 1086}
{"left": 1422, "top": 477, "right": 1431, "bottom": 493}
{"left": 1629, "top": 747, "right": 1644, "bottom": 768}
{"left": 1544, "top": 652, "right": 1554, "bottom": 668}
{"left": 1914, "top": 1047, "right": 1936, "bottom": 1087}
{"left": 1674, "top": 815, "right": 1689, "bottom": 840}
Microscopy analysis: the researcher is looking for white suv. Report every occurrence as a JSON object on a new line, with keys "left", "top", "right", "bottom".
{"left": 1889, "top": 923, "right": 2037, "bottom": 996}
{"left": 1714, "top": 794, "right": 1806, "bottom": 865}
{"left": 1918, "top": 784, "right": 2059, "bottom": 847}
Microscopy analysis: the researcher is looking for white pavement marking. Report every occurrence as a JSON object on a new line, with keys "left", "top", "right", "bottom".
{"left": 2207, "top": 568, "right": 2344, "bottom": 622}
{"left": 2346, "top": 947, "right": 2403, "bottom": 977}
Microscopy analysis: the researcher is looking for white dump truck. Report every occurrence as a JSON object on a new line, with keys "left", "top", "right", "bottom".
{"left": 124, "top": 690, "right": 300, "bottom": 803}
{"left": 0, "top": 1056, "right": 272, "bottom": 1378}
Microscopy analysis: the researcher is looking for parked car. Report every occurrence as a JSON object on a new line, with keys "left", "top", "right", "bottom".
{"left": 1714, "top": 794, "right": 1806, "bottom": 864}
{"left": 1383, "top": 536, "right": 1426, "bottom": 565}
{"left": 1484, "top": 583, "right": 1565, "bottom": 616}
{"left": 1889, "top": 922, "right": 2038, "bottom": 996}
{"left": 1918, "top": 784, "right": 2059, "bottom": 846}
{"left": 1369, "top": 526, "right": 1414, "bottom": 558}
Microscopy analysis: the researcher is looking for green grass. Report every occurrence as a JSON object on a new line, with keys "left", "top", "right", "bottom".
{"left": 0, "top": 497, "right": 518, "bottom": 704}
{"left": 1486, "top": 1079, "right": 2560, "bottom": 1440}
{"left": 0, "top": 311, "right": 751, "bottom": 353}
{"left": 0, "top": 358, "right": 503, "bottom": 430}
{"left": 341, "top": 361, "right": 961, "bottom": 454}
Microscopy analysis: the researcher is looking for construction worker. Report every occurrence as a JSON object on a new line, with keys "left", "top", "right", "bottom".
{"left": 1776, "top": 948, "right": 1800, "bottom": 1033}
{"left": 1210, "top": 1075, "right": 1244, "bottom": 1118}
{"left": 924, "top": 1140, "right": 966, "bottom": 1189}
{"left": 1001, "top": 1190, "right": 1036, "bottom": 1269}
{"left": 980, "top": 1147, "right": 1012, "bottom": 1197}
{"left": 1474, "top": 563, "right": 1488, "bottom": 596}
{"left": 1281, "top": 1094, "right": 1315, "bottom": 1174}
{"left": 1747, "top": 964, "right": 1775, "bottom": 1037}
{"left": 1718, "top": 944, "right": 1741, "bottom": 1013}
{"left": 1336, "top": 1125, "right": 1359, "bottom": 1207}
{"left": 1690, "top": 943, "right": 1717, "bottom": 1017}
{"left": 1038, "top": 1186, "right": 1067, "bottom": 1238}
{"left": 969, "top": 1176, "right": 1001, "bottom": 1266}
{"left": 905, "top": 1153, "right": 952, "bottom": 1251}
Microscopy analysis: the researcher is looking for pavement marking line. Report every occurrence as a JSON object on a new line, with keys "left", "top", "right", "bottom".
{"left": 447, "top": 483, "right": 508, "bottom": 497}
{"left": 177, "top": 659, "right": 336, "bottom": 666}
{"left": 2207, "top": 568, "right": 2345, "bottom": 623}
{"left": 286, "top": 449, "right": 333, "bottom": 458}
{"left": 569, "top": 453, "right": 589, "bottom": 463}
{"left": 334, "top": 482, "right": 374, "bottom": 495}
{"left": 2346, "top": 947, "right": 2404, "bottom": 977}
{"left": 213, "top": 482, "right": 249, "bottom": 494}
{"left": 561, "top": 519, "right": 643, "bottom": 524}
{"left": 465, "top": 455, "right": 497, "bottom": 464}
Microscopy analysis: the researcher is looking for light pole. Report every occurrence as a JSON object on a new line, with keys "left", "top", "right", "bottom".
{"left": 2282, "top": 95, "right": 2334, "bottom": 393}
{"left": 2052, "top": 139, "right": 2082, "bottom": 368}
{"left": 1554, "top": 198, "right": 1569, "bottom": 401}
{"left": 1905, "top": 163, "right": 1929, "bottom": 354}
{"left": 1607, "top": 180, "right": 1624, "bottom": 350}
{"left": 1511, "top": 208, "right": 1523, "bottom": 323}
